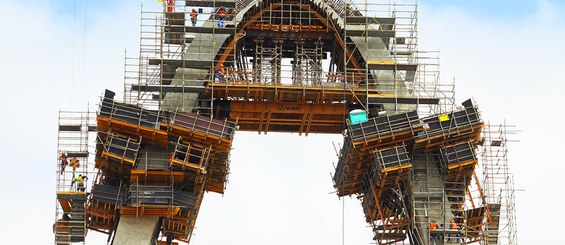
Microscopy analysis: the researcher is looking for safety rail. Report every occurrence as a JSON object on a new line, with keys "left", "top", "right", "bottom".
{"left": 97, "top": 131, "right": 141, "bottom": 167}
{"left": 127, "top": 183, "right": 197, "bottom": 208}
{"left": 414, "top": 99, "right": 483, "bottom": 150}
{"left": 171, "top": 137, "right": 212, "bottom": 172}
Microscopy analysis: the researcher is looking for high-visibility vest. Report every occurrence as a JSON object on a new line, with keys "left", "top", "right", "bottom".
{"left": 429, "top": 223, "right": 437, "bottom": 230}
{"left": 219, "top": 9, "right": 225, "bottom": 18}
{"left": 166, "top": 0, "right": 175, "bottom": 12}
{"left": 450, "top": 222, "right": 458, "bottom": 230}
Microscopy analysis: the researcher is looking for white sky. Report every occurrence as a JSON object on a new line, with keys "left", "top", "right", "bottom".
{"left": 0, "top": 0, "right": 563, "bottom": 244}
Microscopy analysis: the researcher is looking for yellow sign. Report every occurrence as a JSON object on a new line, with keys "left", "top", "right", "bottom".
{"left": 157, "top": 0, "right": 165, "bottom": 2}
{"left": 439, "top": 114, "right": 450, "bottom": 122}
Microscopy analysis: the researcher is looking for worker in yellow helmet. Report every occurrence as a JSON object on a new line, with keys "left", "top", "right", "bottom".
{"left": 215, "top": 64, "right": 226, "bottom": 83}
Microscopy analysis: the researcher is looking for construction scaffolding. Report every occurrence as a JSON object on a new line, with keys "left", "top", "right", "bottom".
{"left": 54, "top": 110, "right": 96, "bottom": 244}
{"left": 333, "top": 99, "right": 492, "bottom": 245}
{"left": 87, "top": 89, "right": 236, "bottom": 243}
{"left": 479, "top": 124, "right": 519, "bottom": 245}
{"left": 124, "top": 0, "right": 454, "bottom": 136}
{"left": 54, "top": 0, "right": 518, "bottom": 244}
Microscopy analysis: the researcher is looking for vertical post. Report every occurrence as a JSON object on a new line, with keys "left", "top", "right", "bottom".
{"left": 273, "top": 38, "right": 283, "bottom": 85}
{"left": 254, "top": 37, "right": 264, "bottom": 84}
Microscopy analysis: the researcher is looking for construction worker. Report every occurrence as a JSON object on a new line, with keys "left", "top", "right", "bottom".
{"left": 190, "top": 9, "right": 198, "bottom": 26}
{"left": 449, "top": 219, "right": 457, "bottom": 230}
{"left": 429, "top": 220, "right": 438, "bottom": 230}
{"left": 215, "top": 64, "right": 225, "bottom": 83}
{"left": 69, "top": 157, "right": 80, "bottom": 174}
{"left": 449, "top": 219, "right": 460, "bottom": 242}
{"left": 429, "top": 220, "right": 439, "bottom": 244}
{"left": 72, "top": 174, "right": 88, "bottom": 192}
{"left": 217, "top": 6, "right": 226, "bottom": 28}
{"left": 59, "top": 153, "right": 68, "bottom": 175}
{"left": 166, "top": 0, "right": 176, "bottom": 13}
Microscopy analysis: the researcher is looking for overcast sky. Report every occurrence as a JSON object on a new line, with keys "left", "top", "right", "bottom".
{"left": 0, "top": 0, "right": 563, "bottom": 244}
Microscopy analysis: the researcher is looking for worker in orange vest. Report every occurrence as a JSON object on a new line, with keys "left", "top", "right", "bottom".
{"left": 449, "top": 219, "right": 457, "bottom": 230}
{"left": 215, "top": 64, "right": 225, "bottom": 83}
{"left": 217, "top": 6, "right": 226, "bottom": 28}
{"left": 166, "top": 0, "right": 176, "bottom": 13}
{"left": 448, "top": 219, "right": 460, "bottom": 242}
{"left": 429, "top": 220, "right": 438, "bottom": 230}
{"left": 190, "top": 9, "right": 198, "bottom": 26}
{"left": 429, "top": 220, "right": 440, "bottom": 243}
{"left": 59, "top": 152, "right": 68, "bottom": 175}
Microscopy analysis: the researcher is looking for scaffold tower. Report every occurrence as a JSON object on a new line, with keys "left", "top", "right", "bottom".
{"left": 54, "top": 0, "right": 518, "bottom": 244}
{"left": 54, "top": 110, "right": 96, "bottom": 244}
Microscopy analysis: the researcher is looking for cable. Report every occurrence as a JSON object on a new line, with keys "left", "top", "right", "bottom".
{"left": 342, "top": 197, "right": 345, "bottom": 245}
{"left": 71, "top": 0, "right": 77, "bottom": 108}
{"left": 81, "top": 0, "right": 89, "bottom": 106}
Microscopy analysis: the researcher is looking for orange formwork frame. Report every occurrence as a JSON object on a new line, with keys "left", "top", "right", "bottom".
{"left": 226, "top": 100, "right": 349, "bottom": 134}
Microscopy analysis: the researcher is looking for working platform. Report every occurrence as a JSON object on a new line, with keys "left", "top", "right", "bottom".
{"left": 170, "top": 26, "right": 236, "bottom": 34}
{"left": 439, "top": 140, "right": 478, "bottom": 183}
{"left": 170, "top": 138, "right": 211, "bottom": 172}
{"left": 360, "top": 146, "right": 412, "bottom": 240}
{"left": 186, "top": 0, "right": 236, "bottom": 8}
{"left": 334, "top": 111, "right": 420, "bottom": 196}
{"left": 414, "top": 99, "right": 484, "bottom": 150}
{"left": 206, "top": 82, "right": 375, "bottom": 103}
{"left": 54, "top": 192, "right": 87, "bottom": 244}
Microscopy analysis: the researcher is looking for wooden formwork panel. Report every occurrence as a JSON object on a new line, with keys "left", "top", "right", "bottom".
{"left": 129, "top": 170, "right": 185, "bottom": 185}
{"left": 162, "top": 209, "right": 192, "bottom": 241}
{"left": 226, "top": 100, "right": 347, "bottom": 134}
{"left": 414, "top": 124, "right": 483, "bottom": 151}
{"left": 54, "top": 220, "right": 70, "bottom": 233}
{"left": 120, "top": 206, "right": 181, "bottom": 218}
{"left": 97, "top": 116, "right": 169, "bottom": 147}
{"left": 170, "top": 159, "right": 204, "bottom": 172}
{"left": 166, "top": 124, "right": 233, "bottom": 152}
{"left": 94, "top": 157, "right": 133, "bottom": 174}
{"left": 101, "top": 151, "right": 136, "bottom": 166}
{"left": 466, "top": 206, "right": 489, "bottom": 229}
{"left": 170, "top": 139, "right": 211, "bottom": 172}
